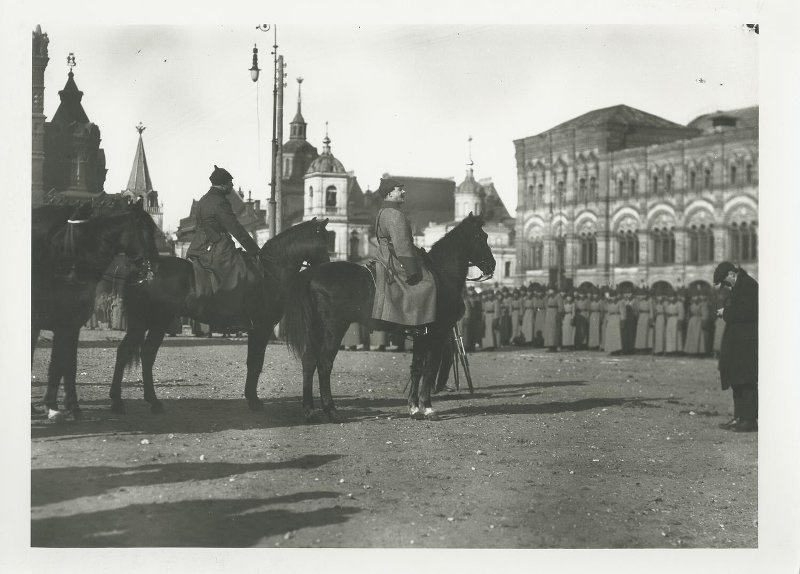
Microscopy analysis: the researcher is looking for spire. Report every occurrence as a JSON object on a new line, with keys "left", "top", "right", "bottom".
{"left": 322, "top": 121, "right": 331, "bottom": 154}
{"left": 125, "top": 123, "right": 153, "bottom": 193}
{"left": 466, "top": 135, "right": 475, "bottom": 178}
{"left": 290, "top": 76, "right": 307, "bottom": 140}
{"left": 52, "top": 53, "right": 89, "bottom": 125}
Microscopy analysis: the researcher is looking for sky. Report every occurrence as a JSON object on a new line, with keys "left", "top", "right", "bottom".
{"left": 32, "top": 23, "right": 758, "bottom": 232}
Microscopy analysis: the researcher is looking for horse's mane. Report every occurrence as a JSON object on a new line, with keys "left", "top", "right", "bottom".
{"left": 261, "top": 219, "right": 322, "bottom": 264}
{"left": 428, "top": 214, "right": 480, "bottom": 261}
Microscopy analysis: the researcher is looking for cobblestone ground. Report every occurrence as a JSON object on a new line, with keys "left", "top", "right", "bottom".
{"left": 31, "top": 331, "right": 756, "bottom": 549}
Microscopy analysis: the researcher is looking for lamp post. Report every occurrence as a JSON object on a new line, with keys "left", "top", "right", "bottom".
{"left": 250, "top": 25, "right": 282, "bottom": 239}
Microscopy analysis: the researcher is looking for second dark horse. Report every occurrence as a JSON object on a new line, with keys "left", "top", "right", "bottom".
{"left": 283, "top": 213, "right": 495, "bottom": 422}
{"left": 110, "top": 218, "right": 330, "bottom": 414}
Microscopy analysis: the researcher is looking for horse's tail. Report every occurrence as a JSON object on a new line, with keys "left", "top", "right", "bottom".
{"left": 283, "top": 269, "right": 317, "bottom": 359}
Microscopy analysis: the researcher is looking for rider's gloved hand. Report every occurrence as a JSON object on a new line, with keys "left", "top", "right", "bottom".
{"left": 406, "top": 272, "right": 422, "bottom": 286}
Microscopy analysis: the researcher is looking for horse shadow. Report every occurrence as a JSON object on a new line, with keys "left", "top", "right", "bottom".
{"left": 32, "top": 495, "right": 360, "bottom": 547}
{"left": 32, "top": 454, "right": 343, "bottom": 507}
{"left": 434, "top": 396, "right": 671, "bottom": 420}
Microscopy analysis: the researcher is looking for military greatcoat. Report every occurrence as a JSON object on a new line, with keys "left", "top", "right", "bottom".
{"left": 371, "top": 202, "right": 436, "bottom": 326}
{"left": 718, "top": 269, "right": 758, "bottom": 389}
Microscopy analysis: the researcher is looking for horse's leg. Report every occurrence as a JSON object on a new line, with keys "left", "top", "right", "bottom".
{"left": 110, "top": 327, "right": 145, "bottom": 414}
{"left": 301, "top": 348, "right": 319, "bottom": 422}
{"left": 434, "top": 339, "right": 454, "bottom": 394}
{"left": 317, "top": 322, "right": 349, "bottom": 422}
{"left": 408, "top": 337, "right": 425, "bottom": 419}
{"left": 43, "top": 329, "right": 66, "bottom": 412}
{"left": 419, "top": 335, "right": 445, "bottom": 421}
{"left": 31, "top": 323, "right": 43, "bottom": 415}
{"left": 141, "top": 327, "right": 166, "bottom": 414}
{"left": 60, "top": 325, "right": 82, "bottom": 419}
{"left": 244, "top": 326, "right": 270, "bottom": 410}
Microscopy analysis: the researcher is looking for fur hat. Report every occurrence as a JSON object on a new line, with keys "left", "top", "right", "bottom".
{"left": 713, "top": 261, "right": 737, "bottom": 285}
{"left": 375, "top": 178, "right": 404, "bottom": 198}
{"left": 209, "top": 165, "right": 233, "bottom": 185}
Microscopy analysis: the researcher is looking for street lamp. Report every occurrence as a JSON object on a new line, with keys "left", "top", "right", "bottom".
{"left": 251, "top": 25, "right": 281, "bottom": 239}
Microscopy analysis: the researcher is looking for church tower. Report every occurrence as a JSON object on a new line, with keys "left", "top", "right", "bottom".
{"left": 43, "top": 53, "right": 107, "bottom": 201}
{"left": 281, "top": 77, "right": 318, "bottom": 226}
{"left": 455, "top": 136, "right": 485, "bottom": 220}
{"left": 122, "top": 123, "right": 163, "bottom": 230}
{"left": 32, "top": 25, "right": 50, "bottom": 206}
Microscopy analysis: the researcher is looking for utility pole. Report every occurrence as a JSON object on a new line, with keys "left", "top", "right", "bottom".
{"left": 275, "top": 54, "right": 286, "bottom": 235}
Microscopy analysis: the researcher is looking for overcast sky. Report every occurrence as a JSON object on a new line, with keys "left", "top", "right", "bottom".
{"left": 33, "top": 23, "right": 757, "bottom": 232}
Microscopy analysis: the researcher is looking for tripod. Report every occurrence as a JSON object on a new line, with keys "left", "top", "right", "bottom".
{"left": 449, "top": 324, "right": 474, "bottom": 394}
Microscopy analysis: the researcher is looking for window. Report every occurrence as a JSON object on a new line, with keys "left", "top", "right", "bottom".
{"left": 688, "top": 224, "right": 714, "bottom": 263}
{"left": 555, "top": 236, "right": 566, "bottom": 268}
{"left": 527, "top": 239, "right": 544, "bottom": 270}
{"left": 556, "top": 181, "right": 565, "bottom": 207}
{"left": 630, "top": 177, "right": 638, "bottom": 195}
{"left": 665, "top": 173, "right": 673, "bottom": 193}
{"left": 326, "top": 230, "right": 336, "bottom": 253}
{"left": 504, "top": 261, "right": 512, "bottom": 278}
{"left": 283, "top": 158, "right": 292, "bottom": 178}
{"left": 703, "top": 168, "right": 712, "bottom": 189}
{"left": 729, "top": 165, "right": 737, "bottom": 186}
{"left": 537, "top": 183, "right": 544, "bottom": 206}
{"left": 689, "top": 171, "right": 696, "bottom": 191}
{"left": 651, "top": 227, "right": 675, "bottom": 264}
{"left": 578, "top": 178, "right": 587, "bottom": 203}
{"left": 309, "top": 186, "right": 313, "bottom": 197}
{"left": 528, "top": 185, "right": 535, "bottom": 209}
{"left": 579, "top": 232, "right": 597, "bottom": 267}
{"left": 652, "top": 175, "right": 659, "bottom": 195}
{"left": 746, "top": 163, "right": 754, "bottom": 184}
{"left": 729, "top": 222, "right": 758, "bottom": 262}
{"left": 589, "top": 176, "right": 597, "bottom": 200}
{"left": 617, "top": 179, "right": 624, "bottom": 196}
{"left": 325, "top": 186, "right": 337, "bottom": 208}
{"left": 617, "top": 230, "right": 639, "bottom": 266}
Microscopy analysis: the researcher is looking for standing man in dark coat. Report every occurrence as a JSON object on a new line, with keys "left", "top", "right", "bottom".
{"left": 186, "top": 165, "right": 262, "bottom": 322}
{"left": 714, "top": 261, "right": 758, "bottom": 432}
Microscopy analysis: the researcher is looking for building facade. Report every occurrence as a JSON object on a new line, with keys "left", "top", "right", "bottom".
{"left": 514, "top": 104, "right": 758, "bottom": 293}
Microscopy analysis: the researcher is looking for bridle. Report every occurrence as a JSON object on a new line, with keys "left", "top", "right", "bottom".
{"left": 465, "top": 230, "right": 495, "bottom": 283}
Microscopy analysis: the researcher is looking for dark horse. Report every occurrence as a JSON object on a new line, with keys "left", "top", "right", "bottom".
{"left": 32, "top": 199, "right": 160, "bottom": 420}
{"left": 283, "top": 213, "right": 495, "bottom": 422}
{"left": 110, "top": 218, "right": 330, "bottom": 414}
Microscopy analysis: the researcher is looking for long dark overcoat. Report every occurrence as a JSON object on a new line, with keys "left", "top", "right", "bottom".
{"left": 718, "top": 269, "right": 758, "bottom": 389}
{"left": 371, "top": 203, "right": 436, "bottom": 326}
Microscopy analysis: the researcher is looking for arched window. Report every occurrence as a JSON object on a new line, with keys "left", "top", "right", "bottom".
{"left": 652, "top": 175, "right": 659, "bottom": 195}
{"left": 651, "top": 227, "right": 675, "bottom": 264}
{"left": 617, "top": 179, "right": 624, "bottom": 197}
{"left": 689, "top": 170, "right": 696, "bottom": 191}
{"left": 703, "top": 168, "right": 712, "bottom": 189}
{"left": 617, "top": 230, "right": 639, "bottom": 266}
{"left": 537, "top": 183, "right": 544, "bottom": 206}
{"left": 688, "top": 224, "right": 715, "bottom": 263}
{"left": 746, "top": 163, "right": 754, "bottom": 184}
{"left": 309, "top": 186, "right": 313, "bottom": 197}
{"left": 630, "top": 177, "right": 638, "bottom": 196}
{"left": 578, "top": 177, "right": 587, "bottom": 203}
{"left": 579, "top": 232, "right": 597, "bottom": 267}
{"left": 729, "top": 222, "right": 758, "bottom": 262}
{"left": 283, "top": 157, "right": 292, "bottom": 178}
{"left": 589, "top": 176, "right": 597, "bottom": 200}
{"left": 556, "top": 181, "right": 565, "bottom": 208}
{"left": 325, "top": 186, "right": 337, "bottom": 210}
{"left": 555, "top": 235, "right": 566, "bottom": 268}
{"left": 665, "top": 173, "right": 673, "bottom": 193}
{"left": 729, "top": 165, "right": 737, "bottom": 186}
{"left": 348, "top": 230, "right": 360, "bottom": 261}
{"left": 525, "top": 235, "right": 544, "bottom": 270}
{"left": 528, "top": 184, "right": 535, "bottom": 209}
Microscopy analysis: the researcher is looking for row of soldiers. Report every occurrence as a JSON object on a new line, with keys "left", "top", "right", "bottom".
{"left": 457, "top": 284, "right": 728, "bottom": 356}
{"left": 84, "top": 291, "right": 127, "bottom": 331}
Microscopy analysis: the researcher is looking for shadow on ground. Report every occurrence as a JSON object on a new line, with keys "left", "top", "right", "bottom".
{"left": 32, "top": 494, "right": 359, "bottom": 547}
{"left": 32, "top": 454, "right": 343, "bottom": 507}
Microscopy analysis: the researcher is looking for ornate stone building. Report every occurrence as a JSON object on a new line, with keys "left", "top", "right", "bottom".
{"left": 32, "top": 25, "right": 49, "bottom": 206}
{"left": 514, "top": 104, "right": 758, "bottom": 292}
{"left": 281, "top": 78, "right": 319, "bottom": 229}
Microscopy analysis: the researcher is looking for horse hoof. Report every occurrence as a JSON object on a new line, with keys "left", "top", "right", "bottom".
{"left": 423, "top": 408, "right": 440, "bottom": 421}
{"left": 409, "top": 406, "right": 424, "bottom": 420}
{"left": 247, "top": 398, "right": 264, "bottom": 411}
{"left": 110, "top": 401, "right": 126, "bottom": 415}
{"left": 150, "top": 401, "right": 165, "bottom": 415}
{"left": 47, "top": 408, "right": 67, "bottom": 423}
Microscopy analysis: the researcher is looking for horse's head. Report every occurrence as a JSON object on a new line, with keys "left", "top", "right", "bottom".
{"left": 261, "top": 217, "right": 331, "bottom": 271}
{"left": 98, "top": 198, "right": 159, "bottom": 279}
{"left": 461, "top": 212, "right": 496, "bottom": 282}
